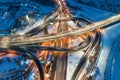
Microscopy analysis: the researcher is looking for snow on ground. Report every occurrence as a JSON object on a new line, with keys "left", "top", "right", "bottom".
{"left": 110, "top": 46, "right": 120, "bottom": 80}
{"left": 66, "top": 0, "right": 114, "bottom": 22}
{"left": 95, "top": 21, "right": 120, "bottom": 80}
{"left": 0, "top": 19, "right": 16, "bottom": 30}
{"left": 104, "top": 38, "right": 120, "bottom": 80}
{"left": 66, "top": 50, "right": 84, "bottom": 80}
{"left": 78, "top": 0, "right": 120, "bottom": 13}
{"left": 66, "top": 1, "right": 120, "bottom": 80}
{"left": 102, "top": 24, "right": 120, "bottom": 80}
{"left": 0, "top": 0, "right": 120, "bottom": 80}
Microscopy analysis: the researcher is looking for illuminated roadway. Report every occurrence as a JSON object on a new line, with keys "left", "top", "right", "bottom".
{"left": 71, "top": 30, "right": 101, "bottom": 80}
{"left": 0, "top": 4, "right": 120, "bottom": 80}
{"left": 1, "top": 0, "right": 120, "bottom": 80}
{"left": 0, "top": 14, "right": 120, "bottom": 48}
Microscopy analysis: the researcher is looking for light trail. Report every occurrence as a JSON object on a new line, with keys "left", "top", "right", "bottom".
{"left": 5, "top": 14, "right": 120, "bottom": 46}
{"left": 0, "top": 0, "right": 119, "bottom": 80}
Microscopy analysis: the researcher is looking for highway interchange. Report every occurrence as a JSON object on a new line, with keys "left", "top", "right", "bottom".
{"left": 0, "top": 0, "right": 120, "bottom": 80}
{"left": 0, "top": 13, "right": 120, "bottom": 48}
